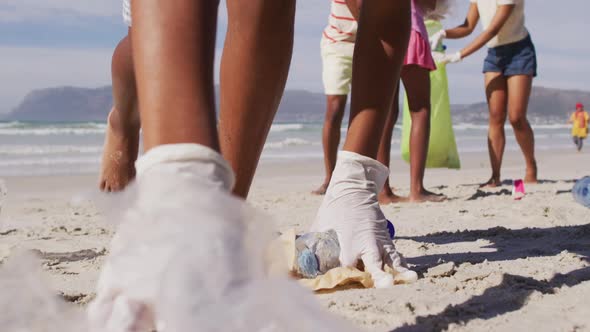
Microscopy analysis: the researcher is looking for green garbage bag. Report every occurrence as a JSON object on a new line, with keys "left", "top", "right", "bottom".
{"left": 401, "top": 20, "right": 461, "bottom": 169}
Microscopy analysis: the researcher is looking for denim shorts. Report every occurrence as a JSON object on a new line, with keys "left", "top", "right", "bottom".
{"left": 483, "top": 34, "right": 537, "bottom": 77}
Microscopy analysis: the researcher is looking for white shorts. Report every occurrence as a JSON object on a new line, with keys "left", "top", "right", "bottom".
{"left": 321, "top": 40, "right": 354, "bottom": 95}
{"left": 123, "top": 0, "right": 132, "bottom": 26}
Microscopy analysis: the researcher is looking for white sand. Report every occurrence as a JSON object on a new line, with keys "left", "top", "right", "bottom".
{"left": 1, "top": 149, "right": 589, "bottom": 331}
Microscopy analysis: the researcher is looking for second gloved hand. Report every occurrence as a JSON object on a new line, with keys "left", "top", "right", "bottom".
{"left": 310, "top": 151, "right": 418, "bottom": 288}
{"left": 441, "top": 51, "right": 462, "bottom": 64}
{"left": 429, "top": 30, "right": 446, "bottom": 50}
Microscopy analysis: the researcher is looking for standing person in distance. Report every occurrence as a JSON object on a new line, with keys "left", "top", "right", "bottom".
{"left": 433, "top": 0, "right": 538, "bottom": 187}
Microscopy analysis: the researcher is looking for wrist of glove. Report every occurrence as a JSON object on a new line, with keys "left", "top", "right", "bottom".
{"left": 429, "top": 30, "right": 446, "bottom": 50}
{"left": 442, "top": 51, "right": 462, "bottom": 65}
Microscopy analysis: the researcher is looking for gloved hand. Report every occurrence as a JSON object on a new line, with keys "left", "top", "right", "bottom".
{"left": 88, "top": 144, "right": 362, "bottom": 332}
{"left": 87, "top": 144, "right": 238, "bottom": 332}
{"left": 310, "top": 151, "right": 418, "bottom": 288}
{"left": 429, "top": 29, "right": 446, "bottom": 50}
{"left": 441, "top": 51, "right": 463, "bottom": 64}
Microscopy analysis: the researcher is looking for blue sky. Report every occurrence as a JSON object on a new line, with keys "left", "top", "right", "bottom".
{"left": 0, "top": 1, "right": 587, "bottom": 114}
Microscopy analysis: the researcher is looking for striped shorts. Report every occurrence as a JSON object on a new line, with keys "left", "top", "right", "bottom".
{"left": 123, "top": 0, "right": 132, "bottom": 26}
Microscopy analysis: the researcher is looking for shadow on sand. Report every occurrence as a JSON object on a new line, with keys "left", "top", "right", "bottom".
{"left": 391, "top": 266, "right": 590, "bottom": 332}
{"left": 393, "top": 224, "right": 590, "bottom": 331}
{"left": 399, "top": 224, "right": 590, "bottom": 269}
{"left": 459, "top": 179, "right": 577, "bottom": 188}
{"left": 466, "top": 189, "right": 512, "bottom": 201}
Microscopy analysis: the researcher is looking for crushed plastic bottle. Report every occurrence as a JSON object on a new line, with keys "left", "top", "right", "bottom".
{"left": 573, "top": 176, "right": 590, "bottom": 208}
{"left": 294, "top": 230, "right": 340, "bottom": 278}
{"left": 294, "top": 220, "right": 397, "bottom": 279}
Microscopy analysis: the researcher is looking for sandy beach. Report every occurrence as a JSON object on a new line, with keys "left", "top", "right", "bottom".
{"left": 1, "top": 148, "right": 589, "bottom": 331}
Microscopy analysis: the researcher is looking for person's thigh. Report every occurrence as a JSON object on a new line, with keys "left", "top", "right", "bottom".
{"left": 506, "top": 74, "right": 533, "bottom": 125}
{"left": 401, "top": 65, "right": 430, "bottom": 112}
{"left": 484, "top": 72, "right": 508, "bottom": 125}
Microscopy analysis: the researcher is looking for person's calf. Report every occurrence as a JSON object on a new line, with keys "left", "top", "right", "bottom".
{"left": 524, "top": 160, "right": 538, "bottom": 184}
{"left": 315, "top": 95, "right": 346, "bottom": 195}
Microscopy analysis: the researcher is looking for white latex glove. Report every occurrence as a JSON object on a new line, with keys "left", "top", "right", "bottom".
{"left": 441, "top": 51, "right": 462, "bottom": 65}
{"left": 88, "top": 144, "right": 361, "bottom": 332}
{"left": 311, "top": 151, "right": 418, "bottom": 288}
{"left": 429, "top": 29, "right": 446, "bottom": 50}
{"left": 87, "top": 144, "right": 237, "bottom": 332}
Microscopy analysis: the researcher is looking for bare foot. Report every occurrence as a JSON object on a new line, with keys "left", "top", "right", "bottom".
{"left": 408, "top": 189, "right": 446, "bottom": 203}
{"left": 99, "top": 108, "right": 140, "bottom": 192}
{"left": 378, "top": 191, "right": 409, "bottom": 205}
{"left": 311, "top": 183, "right": 329, "bottom": 195}
{"left": 524, "top": 163, "right": 538, "bottom": 184}
{"left": 480, "top": 177, "right": 502, "bottom": 188}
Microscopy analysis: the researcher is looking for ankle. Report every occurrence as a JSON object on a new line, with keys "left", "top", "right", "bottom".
{"left": 379, "top": 188, "right": 394, "bottom": 198}
{"left": 526, "top": 161, "right": 537, "bottom": 170}
{"left": 409, "top": 188, "right": 421, "bottom": 198}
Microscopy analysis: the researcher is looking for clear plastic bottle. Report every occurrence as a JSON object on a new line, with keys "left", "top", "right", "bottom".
{"left": 573, "top": 176, "right": 590, "bottom": 208}
{"left": 294, "top": 220, "right": 396, "bottom": 278}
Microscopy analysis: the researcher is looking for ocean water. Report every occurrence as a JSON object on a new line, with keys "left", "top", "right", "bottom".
{"left": 0, "top": 121, "right": 574, "bottom": 176}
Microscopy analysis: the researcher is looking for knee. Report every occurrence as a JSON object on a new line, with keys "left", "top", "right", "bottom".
{"left": 325, "top": 109, "right": 344, "bottom": 128}
{"left": 509, "top": 113, "right": 529, "bottom": 130}
{"left": 406, "top": 92, "right": 430, "bottom": 114}
{"left": 325, "top": 96, "right": 346, "bottom": 125}
{"left": 409, "top": 105, "right": 430, "bottom": 118}
{"left": 489, "top": 111, "right": 506, "bottom": 128}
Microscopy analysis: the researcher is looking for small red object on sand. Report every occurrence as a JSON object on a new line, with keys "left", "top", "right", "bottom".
{"left": 512, "top": 179, "right": 525, "bottom": 200}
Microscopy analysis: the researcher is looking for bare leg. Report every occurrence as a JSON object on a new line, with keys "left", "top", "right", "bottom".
{"left": 99, "top": 31, "right": 141, "bottom": 192}
{"left": 401, "top": 65, "right": 444, "bottom": 202}
{"left": 506, "top": 75, "right": 537, "bottom": 184}
{"left": 313, "top": 0, "right": 417, "bottom": 285}
{"left": 218, "top": 0, "right": 296, "bottom": 198}
{"left": 377, "top": 84, "right": 408, "bottom": 204}
{"left": 132, "top": 1, "right": 220, "bottom": 150}
{"left": 313, "top": 95, "right": 347, "bottom": 195}
{"left": 342, "top": 0, "right": 411, "bottom": 157}
{"left": 482, "top": 72, "right": 507, "bottom": 188}
{"left": 311, "top": 0, "right": 418, "bottom": 288}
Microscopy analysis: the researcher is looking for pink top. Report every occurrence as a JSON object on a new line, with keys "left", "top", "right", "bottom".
{"left": 411, "top": 0, "right": 429, "bottom": 39}
{"left": 404, "top": 0, "right": 436, "bottom": 70}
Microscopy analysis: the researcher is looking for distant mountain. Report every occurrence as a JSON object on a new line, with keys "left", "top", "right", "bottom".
{"left": 4, "top": 86, "right": 113, "bottom": 122}
{"left": 4, "top": 85, "right": 589, "bottom": 124}
{"left": 2, "top": 86, "right": 327, "bottom": 123}
{"left": 451, "top": 86, "right": 590, "bottom": 124}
